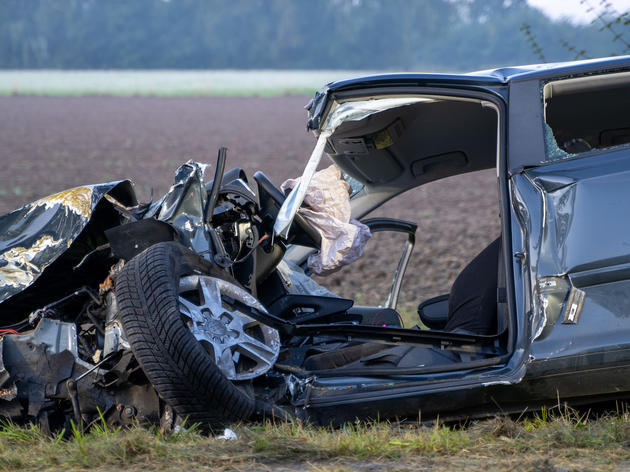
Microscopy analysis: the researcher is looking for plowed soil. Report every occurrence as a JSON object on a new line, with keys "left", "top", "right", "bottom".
{"left": 0, "top": 96, "right": 499, "bottom": 316}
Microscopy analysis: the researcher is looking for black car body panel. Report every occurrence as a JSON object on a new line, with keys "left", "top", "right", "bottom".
{"left": 2, "top": 56, "right": 630, "bottom": 430}
{"left": 0, "top": 181, "right": 136, "bottom": 323}
{"left": 292, "top": 56, "right": 630, "bottom": 422}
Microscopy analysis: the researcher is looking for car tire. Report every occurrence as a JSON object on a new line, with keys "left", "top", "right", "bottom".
{"left": 114, "top": 241, "right": 255, "bottom": 430}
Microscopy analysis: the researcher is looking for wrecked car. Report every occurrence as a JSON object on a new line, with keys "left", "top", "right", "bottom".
{"left": 2, "top": 56, "right": 630, "bottom": 432}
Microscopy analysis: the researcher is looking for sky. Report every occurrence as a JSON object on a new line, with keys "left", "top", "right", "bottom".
{"left": 528, "top": 0, "right": 630, "bottom": 24}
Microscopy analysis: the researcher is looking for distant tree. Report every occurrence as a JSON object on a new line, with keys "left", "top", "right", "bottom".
{"left": 521, "top": 0, "right": 630, "bottom": 62}
{"left": 0, "top": 0, "right": 626, "bottom": 70}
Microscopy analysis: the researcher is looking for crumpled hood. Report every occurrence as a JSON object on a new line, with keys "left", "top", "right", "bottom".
{"left": 0, "top": 181, "right": 133, "bottom": 303}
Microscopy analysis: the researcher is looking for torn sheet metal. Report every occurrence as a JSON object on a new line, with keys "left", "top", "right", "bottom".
{"left": 1, "top": 235, "right": 63, "bottom": 290}
{"left": 274, "top": 97, "right": 427, "bottom": 239}
{"left": 154, "top": 161, "right": 212, "bottom": 256}
{"left": 513, "top": 152, "right": 630, "bottom": 348}
{"left": 513, "top": 174, "right": 587, "bottom": 341}
{"left": 0, "top": 182, "right": 131, "bottom": 304}
{"left": 533, "top": 276, "right": 574, "bottom": 340}
{"left": 281, "top": 165, "right": 371, "bottom": 275}
{"left": 525, "top": 157, "right": 630, "bottom": 277}
{"left": 305, "top": 87, "right": 329, "bottom": 131}
{"left": 0, "top": 318, "right": 78, "bottom": 414}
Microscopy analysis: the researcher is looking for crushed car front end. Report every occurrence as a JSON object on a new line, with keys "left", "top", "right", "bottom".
{"left": 3, "top": 57, "right": 630, "bottom": 432}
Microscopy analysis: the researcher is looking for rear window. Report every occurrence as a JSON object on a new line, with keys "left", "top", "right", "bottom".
{"left": 543, "top": 71, "right": 630, "bottom": 160}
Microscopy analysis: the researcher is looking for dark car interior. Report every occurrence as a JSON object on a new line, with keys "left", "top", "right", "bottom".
{"left": 325, "top": 97, "right": 498, "bottom": 190}
{"left": 267, "top": 94, "right": 511, "bottom": 375}
{"left": 545, "top": 71, "right": 630, "bottom": 154}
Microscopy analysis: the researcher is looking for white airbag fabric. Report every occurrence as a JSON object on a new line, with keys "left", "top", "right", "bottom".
{"left": 281, "top": 165, "right": 371, "bottom": 275}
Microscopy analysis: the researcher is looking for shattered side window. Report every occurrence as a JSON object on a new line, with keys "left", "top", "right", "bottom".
{"left": 543, "top": 71, "right": 630, "bottom": 162}
{"left": 543, "top": 121, "right": 573, "bottom": 162}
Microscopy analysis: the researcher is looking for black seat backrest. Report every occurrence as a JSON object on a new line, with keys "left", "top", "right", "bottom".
{"left": 420, "top": 235, "right": 508, "bottom": 337}
{"left": 417, "top": 294, "right": 449, "bottom": 330}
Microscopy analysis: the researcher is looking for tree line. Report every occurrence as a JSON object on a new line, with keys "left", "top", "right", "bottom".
{"left": 1, "top": 0, "right": 628, "bottom": 70}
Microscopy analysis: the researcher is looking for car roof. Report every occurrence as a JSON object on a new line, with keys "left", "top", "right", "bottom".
{"left": 323, "top": 55, "right": 630, "bottom": 92}
{"left": 306, "top": 55, "right": 630, "bottom": 132}
{"left": 470, "top": 55, "right": 630, "bottom": 82}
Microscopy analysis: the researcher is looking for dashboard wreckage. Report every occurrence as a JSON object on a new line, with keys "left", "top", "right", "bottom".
{"left": 3, "top": 56, "right": 630, "bottom": 433}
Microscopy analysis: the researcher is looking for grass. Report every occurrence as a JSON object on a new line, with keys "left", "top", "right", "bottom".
{"left": 2, "top": 405, "right": 630, "bottom": 471}
{"left": 0, "top": 70, "right": 382, "bottom": 97}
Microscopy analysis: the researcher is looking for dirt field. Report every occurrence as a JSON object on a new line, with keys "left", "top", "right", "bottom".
{"left": 0, "top": 96, "right": 499, "bottom": 316}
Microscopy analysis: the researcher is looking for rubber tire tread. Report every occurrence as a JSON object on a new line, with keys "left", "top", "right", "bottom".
{"left": 115, "top": 242, "right": 255, "bottom": 430}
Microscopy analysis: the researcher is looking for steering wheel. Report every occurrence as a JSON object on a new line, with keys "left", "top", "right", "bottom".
{"left": 253, "top": 171, "right": 322, "bottom": 249}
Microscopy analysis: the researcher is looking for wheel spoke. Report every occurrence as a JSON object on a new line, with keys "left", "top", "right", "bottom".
{"left": 216, "top": 346, "right": 236, "bottom": 379}
{"left": 178, "top": 275, "right": 279, "bottom": 380}
{"left": 178, "top": 296, "right": 201, "bottom": 322}
{"left": 199, "top": 277, "right": 224, "bottom": 314}
{"left": 237, "top": 332, "right": 278, "bottom": 365}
